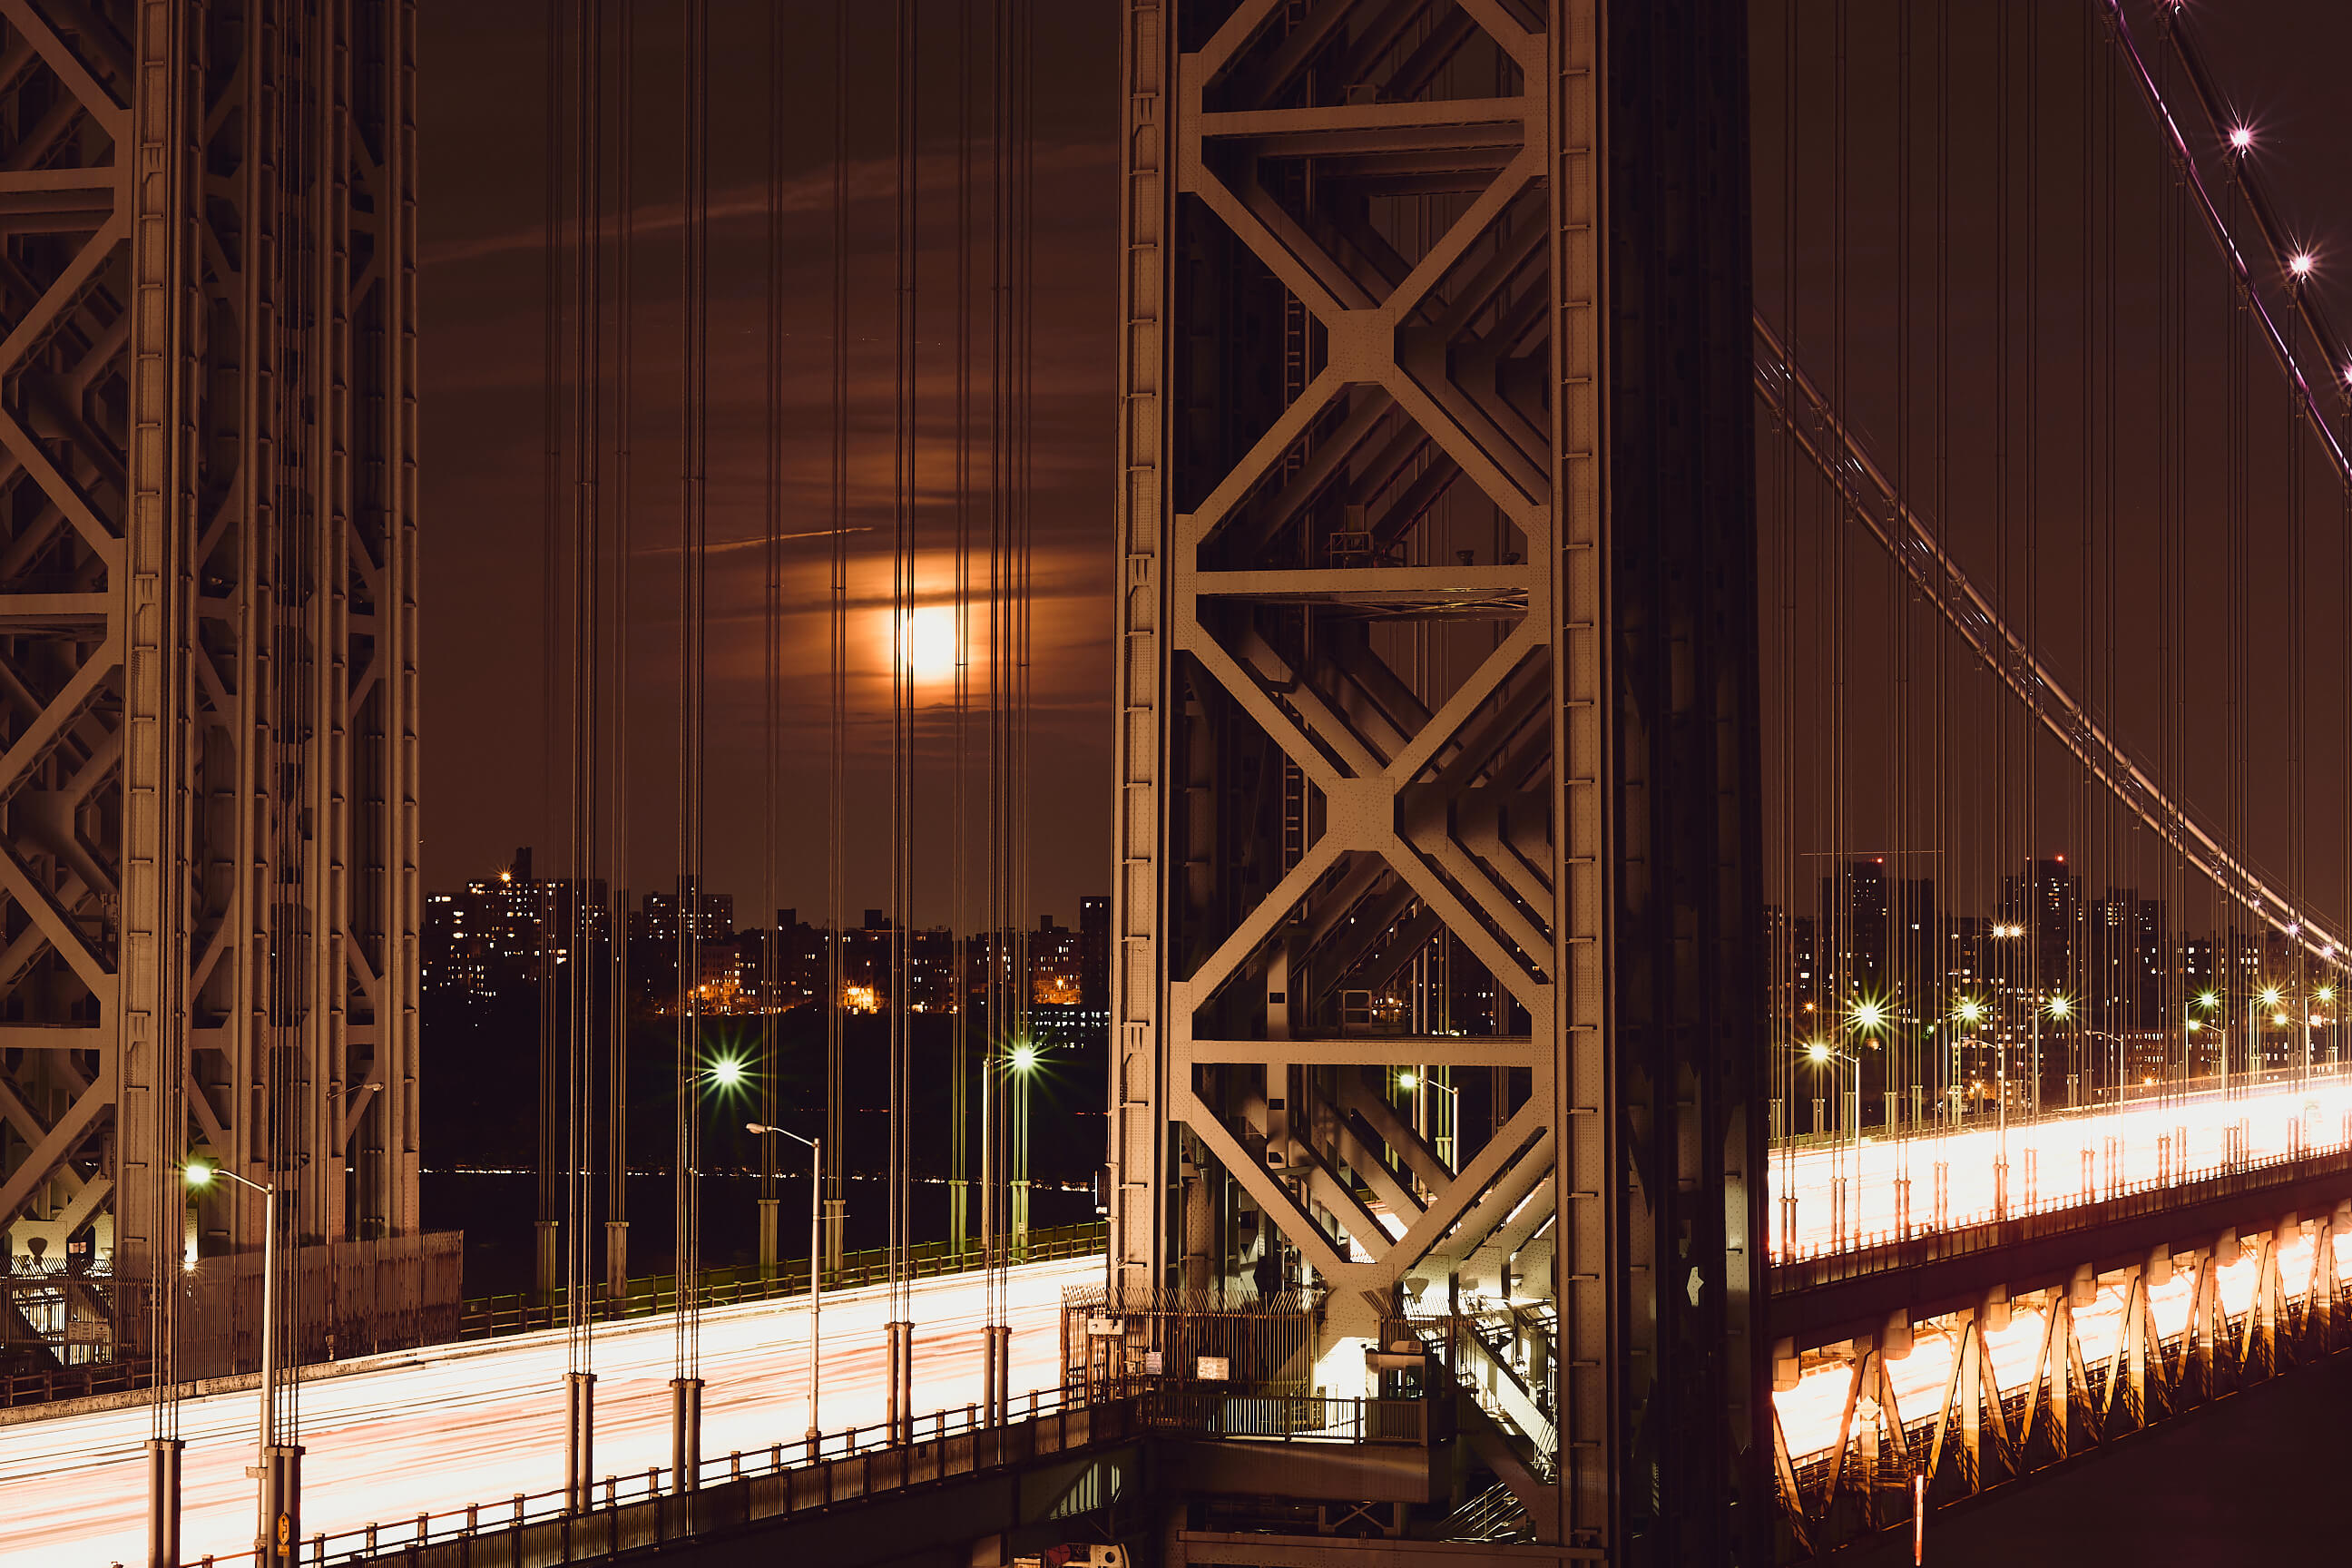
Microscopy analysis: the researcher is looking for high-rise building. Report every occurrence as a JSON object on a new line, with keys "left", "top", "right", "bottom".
{"left": 420, "top": 848, "right": 609, "bottom": 1004}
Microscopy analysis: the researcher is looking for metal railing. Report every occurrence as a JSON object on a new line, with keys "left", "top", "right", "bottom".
{"left": 1771, "top": 1144, "right": 2352, "bottom": 1289}
{"left": 0, "top": 1355, "right": 152, "bottom": 1409}
{"left": 457, "top": 1222, "right": 1105, "bottom": 1341}
{"left": 0, "top": 1225, "right": 1106, "bottom": 1413}
{"left": 179, "top": 1383, "right": 1424, "bottom": 1567}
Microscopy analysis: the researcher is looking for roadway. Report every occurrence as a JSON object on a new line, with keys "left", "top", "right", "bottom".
{"left": 1768, "top": 1069, "right": 2352, "bottom": 1257}
{"left": 0, "top": 1254, "right": 1099, "bottom": 1568}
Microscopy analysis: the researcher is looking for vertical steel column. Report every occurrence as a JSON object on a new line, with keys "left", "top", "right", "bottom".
{"left": 1106, "top": 0, "right": 1170, "bottom": 1312}
{"left": 0, "top": 0, "right": 417, "bottom": 1354}
{"left": 1114, "top": 2, "right": 1765, "bottom": 1558}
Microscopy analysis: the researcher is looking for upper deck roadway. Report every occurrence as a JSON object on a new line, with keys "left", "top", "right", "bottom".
{"left": 1769, "top": 1068, "right": 2352, "bottom": 1257}
{"left": 0, "top": 1256, "right": 1096, "bottom": 1568}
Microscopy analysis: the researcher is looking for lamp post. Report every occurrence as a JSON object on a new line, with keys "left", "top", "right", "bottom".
{"left": 1395, "top": 1069, "right": 1460, "bottom": 1181}
{"left": 1806, "top": 1042, "right": 1861, "bottom": 1241}
{"left": 1949, "top": 998, "right": 1986, "bottom": 1130}
{"left": 2074, "top": 1029, "right": 2130, "bottom": 1109}
{"left": 745, "top": 1122, "right": 823, "bottom": 1443}
{"left": 186, "top": 1161, "right": 298, "bottom": 1562}
{"left": 1007, "top": 1042, "right": 1039, "bottom": 1252}
{"left": 2254, "top": 985, "right": 2285, "bottom": 1099}
{"left": 2188, "top": 989, "right": 2220, "bottom": 1100}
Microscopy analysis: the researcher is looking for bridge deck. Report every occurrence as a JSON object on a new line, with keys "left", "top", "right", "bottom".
{"left": 0, "top": 1257, "right": 1097, "bottom": 1568}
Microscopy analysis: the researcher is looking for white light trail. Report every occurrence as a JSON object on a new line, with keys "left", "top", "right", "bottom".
{"left": 1770, "top": 1069, "right": 2352, "bottom": 1257}
{"left": 0, "top": 1256, "right": 1098, "bottom": 1568}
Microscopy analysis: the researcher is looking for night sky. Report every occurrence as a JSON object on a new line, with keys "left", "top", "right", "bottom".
{"left": 414, "top": 2, "right": 1118, "bottom": 925}
{"left": 408, "top": 4, "right": 2352, "bottom": 935}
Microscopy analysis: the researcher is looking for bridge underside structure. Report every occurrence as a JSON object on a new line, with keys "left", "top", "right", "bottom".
{"left": 1109, "top": 0, "right": 1767, "bottom": 1559}
{"left": 0, "top": 0, "right": 420, "bottom": 1368}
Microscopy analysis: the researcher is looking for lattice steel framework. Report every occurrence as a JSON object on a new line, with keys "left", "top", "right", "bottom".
{"left": 1112, "top": 0, "right": 1764, "bottom": 1555}
{"left": 0, "top": 0, "right": 418, "bottom": 1344}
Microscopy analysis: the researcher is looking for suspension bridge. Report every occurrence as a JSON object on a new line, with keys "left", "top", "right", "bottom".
{"left": 3, "top": 0, "right": 2352, "bottom": 1565}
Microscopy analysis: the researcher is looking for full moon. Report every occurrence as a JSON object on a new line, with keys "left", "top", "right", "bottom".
{"left": 899, "top": 606, "right": 956, "bottom": 683}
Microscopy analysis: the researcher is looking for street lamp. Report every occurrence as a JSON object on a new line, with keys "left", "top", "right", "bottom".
{"left": 1807, "top": 1042, "right": 1862, "bottom": 1240}
{"left": 2189, "top": 989, "right": 2221, "bottom": 1098}
{"left": 745, "top": 1122, "right": 823, "bottom": 1443}
{"left": 2255, "top": 985, "right": 2285, "bottom": 1096}
{"left": 2075, "top": 1029, "right": 2132, "bottom": 1108}
{"left": 1006, "top": 1041, "right": 1041, "bottom": 1249}
{"left": 186, "top": 1160, "right": 298, "bottom": 1559}
{"left": 1396, "top": 1069, "right": 1461, "bottom": 1171}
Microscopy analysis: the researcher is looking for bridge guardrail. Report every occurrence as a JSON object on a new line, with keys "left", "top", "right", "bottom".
{"left": 0, "top": 1225, "right": 1108, "bottom": 1414}
{"left": 454, "top": 1222, "right": 1106, "bottom": 1341}
{"left": 179, "top": 1383, "right": 1424, "bottom": 1567}
{"left": 1772, "top": 1144, "right": 2352, "bottom": 1290}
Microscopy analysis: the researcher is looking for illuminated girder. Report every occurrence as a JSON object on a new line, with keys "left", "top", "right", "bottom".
{"left": 0, "top": 0, "right": 420, "bottom": 1345}
{"left": 1773, "top": 1210, "right": 2352, "bottom": 1555}
{"left": 1112, "top": 0, "right": 1766, "bottom": 1554}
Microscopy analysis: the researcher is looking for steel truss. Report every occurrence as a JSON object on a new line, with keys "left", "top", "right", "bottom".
{"left": 1776, "top": 1210, "right": 2352, "bottom": 1558}
{"left": 1113, "top": 0, "right": 1765, "bottom": 1555}
{"left": 0, "top": 0, "right": 418, "bottom": 1357}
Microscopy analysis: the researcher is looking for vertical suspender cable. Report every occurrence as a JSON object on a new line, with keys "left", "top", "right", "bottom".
{"left": 2164, "top": 36, "right": 2191, "bottom": 1102}
{"left": 605, "top": 0, "right": 633, "bottom": 1305}
{"left": 1828, "top": 0, "right": 1849, "bottom": 1198}
{"left": 982, "top": 0, "right": 1014, "bottom": 1416}
{"left": 536, "top": 0, "right": 565, "bottom": 1310}
{"left": 2289, "top": 283, "right": 2308, "bottom": 1090}
{"left": 760, "top": 0, "right": 789, "bottom": 1283}
{"left": 828, "top": 0, "right": 850, "bottom": 1283}
{"left": 1014, "top": 0, "right": 1036, "bottom": 1259}
{"left": 886, "top": 0, "right": 918, "bottom": 1446}
{"left": 672, "top": 0, "right": 709, "bottom": 1489}
{"left": 564, "top": 0, "right": 603, "bottom": 1513}
{"left": 2022, "top": 3, "right": 2043, "bottom": 1122}
{"left": 1992, "top": 0, "right": 2014, "bottom": 1197}
{"left": 1892, "top": 0, "right": 1915, "bottom": 1165}
{"left": 953, "top": 0, "right": 976, "bottom": 1260}
{"left": 1933, "top": 0, "right": 1952, "bottom": 1151}
{"left": 1770, "top": 0, "right": 1798, "bottom": 1235}
{"left": 2227, "top": 149, "right": 2251, "bottom": 1105}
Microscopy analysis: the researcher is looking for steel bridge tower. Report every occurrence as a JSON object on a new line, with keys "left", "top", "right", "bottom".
{"left": 0, "top": 0, "right": 419, "bottom": 1337}
{"left": 1109, "top": 0, "right": 1766, "bottom": 1554}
